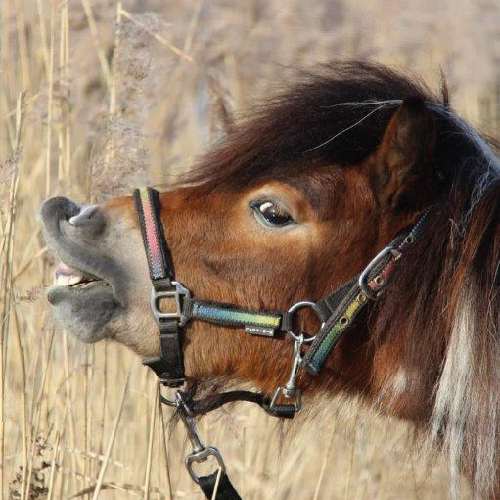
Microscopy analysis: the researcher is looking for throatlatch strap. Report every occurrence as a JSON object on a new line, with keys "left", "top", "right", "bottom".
{"left": 134, "top": 187, "right": 185, "bottom": 387}
{"left": 198, "top": 471, "right": 242, "bottom": 500}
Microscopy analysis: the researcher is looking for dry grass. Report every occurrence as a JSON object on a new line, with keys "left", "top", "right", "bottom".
{"left": 1, "top": 0, "right": 499, "bottom": 498}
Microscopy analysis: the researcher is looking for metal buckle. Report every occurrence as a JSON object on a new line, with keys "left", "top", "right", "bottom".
{"left": 287, "top": 301, "right": 325, "bottom": 343}
{"left": 358, "top": 245, "right": 401, "bottom": 300}
{"left": 150, "top": 281, "right": 191, "bottom": 326}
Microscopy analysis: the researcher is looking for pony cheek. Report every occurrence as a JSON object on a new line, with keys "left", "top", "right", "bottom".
{"left": 111, "top": 309, "right": 161, "bottom": 358}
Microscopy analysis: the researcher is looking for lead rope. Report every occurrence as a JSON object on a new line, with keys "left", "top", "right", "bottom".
{"left": 159, "top": 390, "right": 241, "bottom": 500}
{"left": 134, "top": 186, "right": 430, "bottom": 500}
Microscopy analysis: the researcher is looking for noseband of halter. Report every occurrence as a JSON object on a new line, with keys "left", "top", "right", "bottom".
{"left": 133, "top": 186, "right": 428, "bottom": 500}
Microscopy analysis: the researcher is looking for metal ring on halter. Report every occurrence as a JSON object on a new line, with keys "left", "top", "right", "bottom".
{"left": 286, "top": 300, "right": 325, "bottom": 343}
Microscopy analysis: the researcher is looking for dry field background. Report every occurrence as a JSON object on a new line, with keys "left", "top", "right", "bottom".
{"left": 1, "top": 0, "right": 500, "bottom": 499}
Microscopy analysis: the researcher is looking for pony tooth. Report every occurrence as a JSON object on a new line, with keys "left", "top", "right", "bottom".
{"left": 55, "top": 274, "right": 84, "bottom": 286}
{"left": 54, "top": 262, "right": 86, "bottom": 286}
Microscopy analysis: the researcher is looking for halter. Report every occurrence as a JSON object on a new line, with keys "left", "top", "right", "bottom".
{"left": 133, "top": 186, "right": 428, "bottom": 499}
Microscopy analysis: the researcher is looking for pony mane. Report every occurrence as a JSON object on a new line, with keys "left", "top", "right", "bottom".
{"left": 181, "top": 60, "right": 500, "bottom": 498}
{"left": 180, "top": 61, "right": 444, "bottom": 187}
{"left": 366, "top": 89, "right": 500, "bottom": 498}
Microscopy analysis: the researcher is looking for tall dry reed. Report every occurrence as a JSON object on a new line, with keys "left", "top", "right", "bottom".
{"left": 2, "top": 1, "right": 499, "bottom": 498}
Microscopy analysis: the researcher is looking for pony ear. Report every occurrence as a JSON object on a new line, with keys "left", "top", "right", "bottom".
{"left": 374, "top": 97, "right": 436, "bottom": 211}
{"left": 207, "top": 73, "right": 235, "bottom": 139}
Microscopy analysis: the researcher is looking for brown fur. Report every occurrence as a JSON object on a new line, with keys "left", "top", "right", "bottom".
{"left": 57, "top": 62, "right": 500, "bottom": 498}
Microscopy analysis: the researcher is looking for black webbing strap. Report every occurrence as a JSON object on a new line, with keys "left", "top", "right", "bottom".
{"left": 302, "top": 276, "right": 371, "bottom": 375}
{"left": 146, "top": 321, "right": 185, "bottom": 385}
{"left": 182, "top": 389, "right": 296, "bottom": 419}
{"left": 133, "top": 187, "right": 185, "bottom": 387}
{"left": 199, "top": 471, "right": 242, "bottom": 500}
{"left": 302, "top": 239, "right": 403, "bottom": 375}
{"left": 315, "top": 276, "right": 359, "bottom": 319}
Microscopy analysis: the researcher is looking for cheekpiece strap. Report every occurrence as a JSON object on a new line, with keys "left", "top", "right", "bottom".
{"left": 302, "top": 210, "right": 430, "bottom": 375}
{"left": 133, "top": 187, "right": 172, "bottom": 285}
{"left": 134, "top": 187, "right": 185, "bottom": 387}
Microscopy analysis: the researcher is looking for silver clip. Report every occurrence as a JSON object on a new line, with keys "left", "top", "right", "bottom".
{"left": 174, "top": 392, "right": 226, "bottom": 484}
{"left": 270, "top": 334, "right": 304, "bottom": 413}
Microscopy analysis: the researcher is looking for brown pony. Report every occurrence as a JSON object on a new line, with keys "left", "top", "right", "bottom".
{"left": 40, "top": 61, "right": 500, "bottom": 499}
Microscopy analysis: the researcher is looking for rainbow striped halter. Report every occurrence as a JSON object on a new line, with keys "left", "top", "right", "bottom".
{"left": 133, "top": 186, "right": 428, "bottom": 499}
{"left": 134, "top": 186, "right": 427, "bottom": 390}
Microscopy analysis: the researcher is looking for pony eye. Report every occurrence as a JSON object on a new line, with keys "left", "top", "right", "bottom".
{"left": 252, "top": 200, "right": 294, "bottom": 227}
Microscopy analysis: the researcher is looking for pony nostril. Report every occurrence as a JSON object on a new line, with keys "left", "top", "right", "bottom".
{"left": 68, "top": 205, "right": 99, "bottom": 227}
{"left": 67, "top": 204, "right": 105, "bottom": 235}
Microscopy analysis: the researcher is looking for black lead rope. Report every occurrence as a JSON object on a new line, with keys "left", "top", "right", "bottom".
{"left": 134, "top": 186, "right": 430, "bottom": 500}
{"left": 199, "top": 472, "right": 242, "bottom": 500}
{"left": 160, "top": 390, "right": 245, "bottom": 500}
